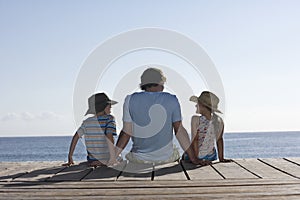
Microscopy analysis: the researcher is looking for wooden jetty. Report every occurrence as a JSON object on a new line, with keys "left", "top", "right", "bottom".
{"left": 1, "top": 158, "right": 300, "bottom": 199}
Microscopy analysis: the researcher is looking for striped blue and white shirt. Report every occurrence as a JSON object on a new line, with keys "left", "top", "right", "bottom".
{"left": 77, "top": 114, "right": 116, "bottom": 161}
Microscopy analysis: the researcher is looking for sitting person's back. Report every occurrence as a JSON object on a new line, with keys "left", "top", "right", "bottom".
{"left": 63, "top": 92, "right": 118, "bottom": 167}
{"left": 115, "top": 67, "right": 210, "bottom": 166}
{"left": 78, "top": 114, "right": 116, "bottom": 163}
{"left": 123, "top": 91, "right": 181, "bottom": 163}
{"left": 187, "top": 91, "right": 231, "bottom": 162}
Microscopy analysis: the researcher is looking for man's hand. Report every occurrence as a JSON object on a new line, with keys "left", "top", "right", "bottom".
{"left": 107, "top": 158, "right": 119, "bottom": 166}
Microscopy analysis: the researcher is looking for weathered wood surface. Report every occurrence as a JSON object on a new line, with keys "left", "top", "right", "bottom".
{"left": 1, "top": 158, "right": 300, "bottom": 199}
{"left": 117, "top": 161, "right": 153, "bottom": 181}
{"left": 153, "top": 161, "right": 186, "bottom": 180}
{"left": 234, "top": 158, "right": 294, "bottom": 179}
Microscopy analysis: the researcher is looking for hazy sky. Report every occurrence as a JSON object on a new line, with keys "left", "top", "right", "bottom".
{"left": 1, "top": 0, "right": 300, "bottom": 136}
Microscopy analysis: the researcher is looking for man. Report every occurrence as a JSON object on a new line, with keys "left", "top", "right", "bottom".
{"left": 115, "top": 67, "right": 210, "bottom": 165}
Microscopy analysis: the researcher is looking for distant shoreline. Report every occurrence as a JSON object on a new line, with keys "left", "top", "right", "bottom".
{"left": 226, "top": 130, "right": 300, "bottom": 134}
{"left": 0, "top": 130, "right": 299, "bottom": 138}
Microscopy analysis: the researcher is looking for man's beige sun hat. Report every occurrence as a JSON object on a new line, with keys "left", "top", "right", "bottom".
{"left": 140, "top": 68, "right": 166, "bottom": 86}
{"left": 190, "top": 91, "right": 222, "bottom": 113}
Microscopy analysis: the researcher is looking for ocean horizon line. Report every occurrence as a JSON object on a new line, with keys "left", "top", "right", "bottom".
{"left": 1, "top": 132, "right": 299, "bottom": 162}
{"left": 0, "top": 130, "right": 300, "bottom": 138}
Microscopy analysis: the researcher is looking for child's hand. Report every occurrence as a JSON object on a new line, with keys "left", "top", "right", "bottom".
{"left": 62, "top": 156, "right": 74, "bottom": 166}
{"left": 62, "top": 161, "right": 74, "bottom": 166}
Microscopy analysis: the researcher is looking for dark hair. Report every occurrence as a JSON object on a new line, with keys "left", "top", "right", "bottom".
{"left": 140, "top": 83, "right": 159, "bottom": 91}
{"left": 95, "top": 103, "right": 108, "bottom": 114}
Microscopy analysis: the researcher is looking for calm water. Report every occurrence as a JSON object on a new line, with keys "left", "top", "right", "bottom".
{"left": 0, "top": 132, "right": 299, "bottom": 162}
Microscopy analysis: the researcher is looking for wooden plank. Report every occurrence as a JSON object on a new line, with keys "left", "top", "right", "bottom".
{"left": 1, "top": 194, "right": 300, "bottom": 200}
{"left": 181, "top": 161, "right": 223, "bottom": 180}
{"left": 0, "top": 162, "right": 49, "bottom": 176}
{"left": 212, "top": 161, "right": 258, "bottom": 179}
{"left": 0, "top": 166, "right": 28, "bottom": 182}
{"left": 0, "top": 183, "right": 299, "bottom": 198}
{"left": 259, "top": 158, "right": 300, "bottom": 178}
{"left": 0, "top": 162, "right": 17, "bottom": 175}
{"left": 0, "top": 162, "right": 62, "bottom": 182}
{"left": 47, "top": 162, "right": 92, "bottom": 181}
{"left": 13, "top": 166, "right": 65, "bottom": 182}
{"left": 153, "top": 162, "right": 187, "bottom": 180}
{"left": 1, "top": 195, "right": 300, "bottom": 200}
{"left": 234, "top": 158, "right": 294, "bottom": 179}
{"left": 2, "top": 179, "right": 300, "bottom": 189}
{"left": 285, "top": 157, "right": 300, "bottom": 166}
{"left": 83, "top": 161, "right": 126, "bottom": 181}
{"left": 117, "top": 161, "right": 153, "bottom": 181}
{"left": 0, "top": 158, "right": 300, "bottom": 200}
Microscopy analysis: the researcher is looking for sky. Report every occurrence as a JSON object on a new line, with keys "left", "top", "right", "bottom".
{"left": 1, "top": 0, "right": 300, "bottom": 137}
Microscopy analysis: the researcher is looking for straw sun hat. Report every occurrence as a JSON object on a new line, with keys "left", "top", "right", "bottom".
{"left": 190, "top": 91, "right": 222, "bottom": 113}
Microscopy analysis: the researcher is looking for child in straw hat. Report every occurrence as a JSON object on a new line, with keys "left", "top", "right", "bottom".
{"left": 184, "top": 91, "right": 231, "bottom": 162}
{"left": 63, "top": 93, "right": 119, "bottom": 167}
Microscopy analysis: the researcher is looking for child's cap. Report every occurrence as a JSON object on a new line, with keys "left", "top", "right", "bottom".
{"left": 85, "top": 93, "right": 118, "bottom": 115}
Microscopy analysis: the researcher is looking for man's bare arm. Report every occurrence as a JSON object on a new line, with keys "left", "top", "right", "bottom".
{"left": 115, "top": 122, "right": 132, "bottom": 157}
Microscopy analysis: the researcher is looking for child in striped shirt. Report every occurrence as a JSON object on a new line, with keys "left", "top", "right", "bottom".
{"left": 64, "top": 93, "right": 118, "bottom": 167}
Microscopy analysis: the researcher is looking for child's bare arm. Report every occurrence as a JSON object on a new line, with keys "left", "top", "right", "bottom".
{"left": 191, "top": 116, "right": 199, "bottom": 157}
{"left": 63, "top": 132, "right": 79, "bottom": 166}
{"left": 216, "top": 125, "right": 232, "bottom": 162}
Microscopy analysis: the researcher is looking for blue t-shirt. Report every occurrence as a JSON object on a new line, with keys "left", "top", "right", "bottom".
{"left": 123, "top": 92, "right": 182, "bottom": 161}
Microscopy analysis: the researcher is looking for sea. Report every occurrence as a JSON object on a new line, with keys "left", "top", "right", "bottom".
{"left": 0, "top": 131, "right": 299, "bottom": 162}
